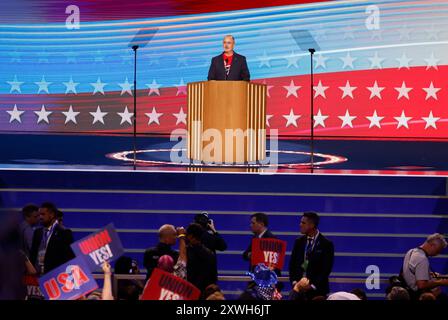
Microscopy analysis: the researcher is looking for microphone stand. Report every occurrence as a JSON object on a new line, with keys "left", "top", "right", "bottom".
{"left": 309, "top": 48, "right": 315, "bottom": 173}
{"left": 132, "top": 45, "right": 139, "bottom": 171}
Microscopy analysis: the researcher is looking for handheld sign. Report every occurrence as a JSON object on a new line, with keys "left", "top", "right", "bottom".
{"left": 140, "top": 268, "right": 201, "bottom": 300}
{"left": 23, "top": 275, "right": 44, "bottom": 300}
{"left": 251, "top": 238, "right": 287, "bottom": 270}
{"left": 71, "top": 223, "right": 124, "bottom": 271}
{"left": 39, "top": 256, "right": 98, "bottom": 300}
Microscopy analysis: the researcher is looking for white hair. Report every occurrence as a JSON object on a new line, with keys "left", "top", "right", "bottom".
{"left": 426, "top": 233, "right": 447, "bottom": 248}
{"left": 223, "top": 35, "right": 235, "bottom": 42}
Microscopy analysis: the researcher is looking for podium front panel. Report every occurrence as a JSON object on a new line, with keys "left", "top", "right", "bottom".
{"left": 187, "top": 81, "right": 266, "bottom": 163}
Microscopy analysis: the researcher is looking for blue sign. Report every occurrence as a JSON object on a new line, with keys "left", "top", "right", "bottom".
{"left": 71, "top": 223, "right": 124, "bottom": 271}
{"left": 39, "top": 256, "right": 98, "bottom": 300}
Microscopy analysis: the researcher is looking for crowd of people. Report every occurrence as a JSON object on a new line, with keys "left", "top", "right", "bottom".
{"left": 1, "top": 201, "right": 447, "bottom": 301}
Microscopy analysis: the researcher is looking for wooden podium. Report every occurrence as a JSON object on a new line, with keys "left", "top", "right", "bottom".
{"left": 187, "top": 81, "right": 267, "bottom": 163}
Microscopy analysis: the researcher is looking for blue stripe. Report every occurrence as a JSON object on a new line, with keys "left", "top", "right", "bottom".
{"left": 0, "top": 169, "right": 446, "bottom": 195}
{"left": 1, "top": 0, "right": 447, "bottom": 94}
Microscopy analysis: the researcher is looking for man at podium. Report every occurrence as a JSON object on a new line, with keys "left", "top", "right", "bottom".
{"left": 207, "top": 35, "right": 250, "bottom": 81}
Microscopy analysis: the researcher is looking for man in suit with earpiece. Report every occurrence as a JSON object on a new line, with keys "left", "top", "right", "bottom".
{"left": 30, "top": 202, "right": 75, "bottom": 275}
{"left": 289, "top": 211, "right": 334, "bottom": 299}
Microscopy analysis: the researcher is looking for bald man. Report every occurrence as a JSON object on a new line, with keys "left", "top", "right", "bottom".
{"left": 207, "top": 35, "right": 250, "bottom": 81}
{"left": 143, "top": 224, "right": 179, "bottom": 280}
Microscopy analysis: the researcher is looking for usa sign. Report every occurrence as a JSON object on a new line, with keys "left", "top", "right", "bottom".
{"left": 39, "top": 256, "right": 98, "bottom": 300}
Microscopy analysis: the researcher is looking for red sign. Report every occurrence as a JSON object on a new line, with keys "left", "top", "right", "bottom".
{"left": 23, "top": 275, "right": 44, "bottom": 300}
{"left": 251, "top": 238, "right": 287, "bottom": 270}
{"left": 140, "top": 268, "right": 200, "bottom": 300}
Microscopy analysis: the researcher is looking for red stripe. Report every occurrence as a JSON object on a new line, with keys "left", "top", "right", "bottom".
{"left": 2, "top": 65, "right": 447, "bottom": 140}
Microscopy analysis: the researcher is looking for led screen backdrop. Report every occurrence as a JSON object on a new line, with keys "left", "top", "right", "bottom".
{"left": 1, "top": 0, "right": 447, "bottom": 139}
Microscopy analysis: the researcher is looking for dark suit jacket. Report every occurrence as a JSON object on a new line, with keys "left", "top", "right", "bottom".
{"left": 186, "top": 244, "right": 217, "bottom": 295}
{"left": 289, "top": 233, "right": 334, "bottom": 297}
{"left": 207, "top": 52, "right": 250, "bottom": 81}
{"left": 30, "top": 224, "right": 75, "bottom": 274}
{"left": 201, "top": 230, "right": 227, "bottom": 254}
{"left": 143, "top": 242, "right": 179, "bottom": 280}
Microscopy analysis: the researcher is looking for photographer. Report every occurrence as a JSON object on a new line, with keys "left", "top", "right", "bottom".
{"left": 193, "top": 212, "right": 227, "bottom": 254}
{"left": 401, "top": 233, "right": 448, "bottom": 300}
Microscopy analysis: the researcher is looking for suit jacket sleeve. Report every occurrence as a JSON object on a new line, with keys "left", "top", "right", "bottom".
{"left": 65, "top": 229, "right": 74, "bottom": 243}
{"left": 63, "top": 229, "right": 75, "bottom": 261}
{"left": 207, "top": 58, "right": 215, "bottom": 80}
{"left": 213, "top": 232, "right": 227, "bottom": 251}
{"left": 143, "top": 249, "right": 157, "bottom": 276}
{"left": 289, "top": 238, "right": 301, "bottom": 283}
{"left": 240, "top": 56, "right": 250, "bottom": 81}
{"left": 29, "top": 229, "right": 40, "bottom": 266}
{"left": 242, "top": 242, "right": 251, "bottom": 261}
{"left": 311, "top": 240, "right": 335, "bottom": 291}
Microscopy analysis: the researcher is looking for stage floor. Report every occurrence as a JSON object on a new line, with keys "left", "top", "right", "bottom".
{"left": 2, "top": 134, "right": 448, "bottom": 176}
